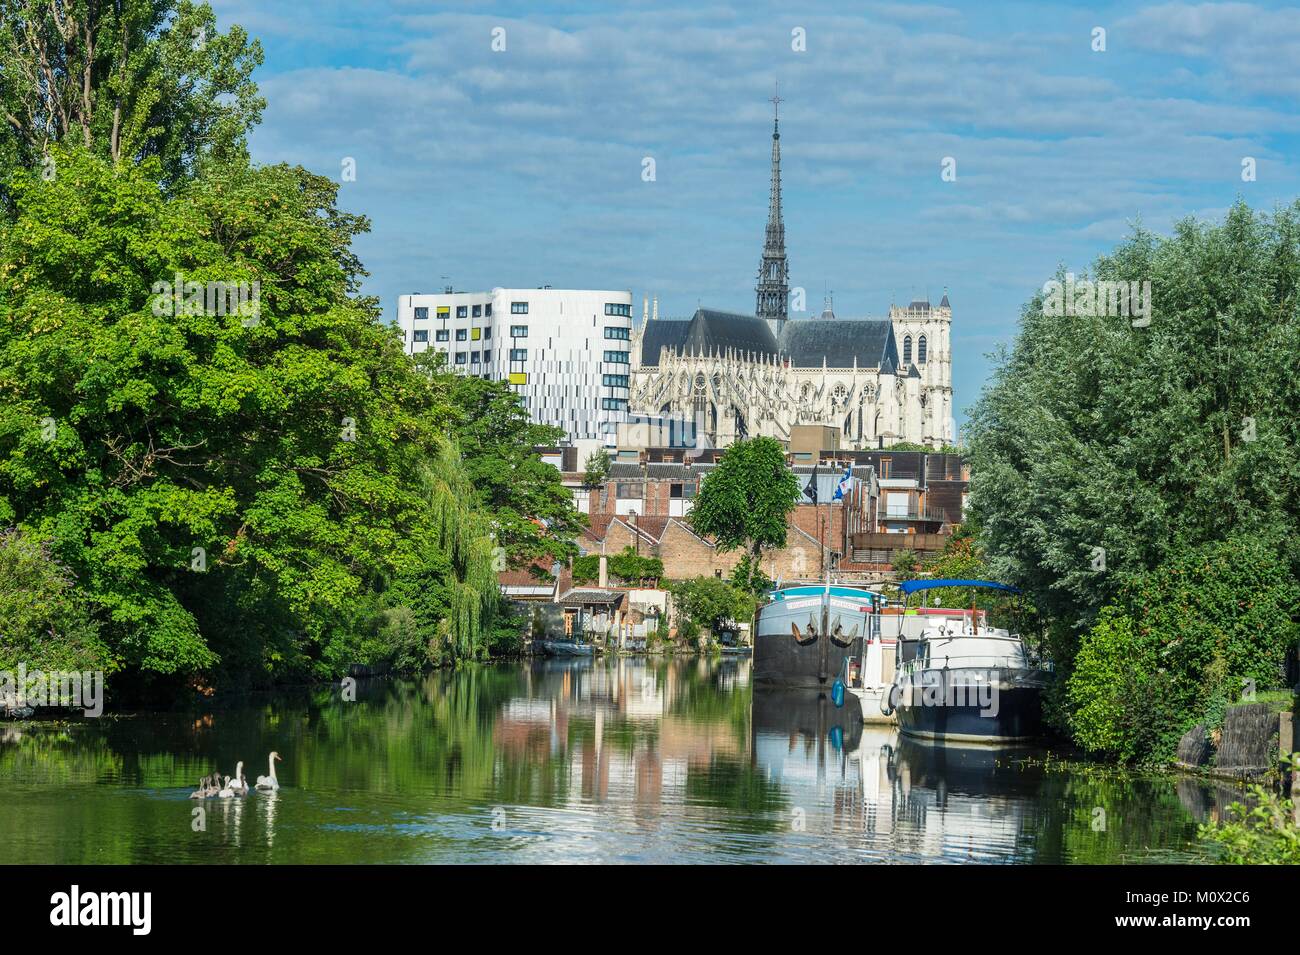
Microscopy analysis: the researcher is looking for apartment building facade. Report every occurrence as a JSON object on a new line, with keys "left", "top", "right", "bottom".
{"left": 397, "top": 287, "right": 635, "bottom": 441}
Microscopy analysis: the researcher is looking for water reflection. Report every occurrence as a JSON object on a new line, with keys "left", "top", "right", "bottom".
{"left": 0, "top": 658, "right": 1221, "bottom": 863}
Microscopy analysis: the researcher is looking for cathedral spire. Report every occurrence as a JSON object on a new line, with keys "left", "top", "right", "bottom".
{"left": 756, "top": 83, "right": 789, "bottom": 331}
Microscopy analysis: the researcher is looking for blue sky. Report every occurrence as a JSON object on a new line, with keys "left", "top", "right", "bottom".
{"left": 213, "top": 0, "right": 1300, "bottom": 433}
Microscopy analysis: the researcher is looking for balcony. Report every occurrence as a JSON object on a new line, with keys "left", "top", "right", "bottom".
{"left": 880, "top": 506, "right": 955, "bottom": 523}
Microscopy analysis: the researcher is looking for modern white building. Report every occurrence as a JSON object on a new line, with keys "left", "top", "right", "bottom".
{"left": 397, "top": 287, "right": 635, "bottom": 442}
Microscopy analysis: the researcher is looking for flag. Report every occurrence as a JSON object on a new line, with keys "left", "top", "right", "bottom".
{"left": 833, "top": 461, "right": 854, "bottom": 502}
{"left": 803, "top": 464, "right": 818, "bottom": 504}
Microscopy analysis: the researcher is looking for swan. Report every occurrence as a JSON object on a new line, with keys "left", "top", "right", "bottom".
{"left": 189, "top": 771, "right": 222, "bottom": 798}
{"left": 226, "top": 761, "right": 249, "bottom": 795}
{"left": 217, "top": 775, "right": 235, "bottom": 798}
{"left": 255, "top": 751, "right": 282, "bottom": 791}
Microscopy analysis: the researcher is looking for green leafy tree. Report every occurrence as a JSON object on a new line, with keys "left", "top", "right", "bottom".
{"left": 891, "top": 548, "right": 919, "bottom": 581}
{"left": 0, "top": 0, "right": 265, "bottom": 188}
{"left": 688, "top": 436, "right": 799, "bottom": 590}
{"left": 0, "top": 146, "right": 486, "bottom": 688}
{"left": 0, "top": 527, "right": 109, "bottom": 674}
{"left": 422, "top": 358, "right": 584, "bottom": 568}
{"left": 967, "top": 203, "right": 1300, "bottom": 634}
{"left": 583, "top": 448, "right": 610, "bottom": 487}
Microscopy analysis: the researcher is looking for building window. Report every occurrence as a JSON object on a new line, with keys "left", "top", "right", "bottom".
{"left": 436, "top": 306, "right": 450, "bottom": 318}
{"left": 510, "top": 325, "right": 528, "bottom": 337}
{"left": 616, "top": 482, "right": 642, "bottom": 499}
{"left": 455, "top": 351, "right": 467, "bottom": 365}
{"left": 511, "top": 301, "right": 528, "bottom": 314}
{"left": 605, "top": 303, "right": 631, "bottom": 317}
{"left": 456, "top": 328, "right": 467, "bottom": 341}
{"left": 604, "top": 326, "right": 631, "bottom": 340}
{"left": 509, "top": 348, "right": 527, "bottom": 361}
{"left": 903, "top": 336, "right": 912, "bottom": 363}
{"left": 602, "top": 374, "right": 629, "bottom": 387}
{"left": 413, "top": 329, "right": 429, "bottom": 343}
{"left": 485, "top": 303, "right": 493, "bottom": 317}
{"left": 483, "top": 350, "right": 491, "bottom": 362}
{"left": 471, "top": 327, "right": 481, "bottom": 340}
{"left": 880, "top": 457, "right": 891, "bottom": 478}
{"left": 670, "top": 483, "right": 683, "bottom": 499}
{"left": 484, "top": 328, "right": 492, "bottom": 340}
{"left": 918, "top": 335, "right": 928, "bottom": 364}
{"left": 435, "top": 329, "right": 449, "bottom": 342}
{"left": 684, "top": 483, "right": 697, "bottom": 500}
{"left": 472, "top": 304, "right": 482, "bottom": 317}
{"left": 456, "top": 306, "right": 468, "bottom": 318}
{"left": 601, "top": 397, "right": 628, "bottom": 411}
{"left": 471, "top": 351, "right": 481, "bottom": 364}
{"left": 603, "top": 350, "right": 630, "bottom": 364}
{"left": 414, "top": 306, "right": 428, "bottom": 320}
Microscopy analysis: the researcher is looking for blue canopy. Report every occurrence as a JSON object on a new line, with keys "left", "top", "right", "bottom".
{"left": 897, "top": 579, "right": 1021, "bottom": 596}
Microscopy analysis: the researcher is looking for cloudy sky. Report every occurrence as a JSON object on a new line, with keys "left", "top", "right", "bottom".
{"left": 212, "top": 0, "right": 1300, "bottom": 431}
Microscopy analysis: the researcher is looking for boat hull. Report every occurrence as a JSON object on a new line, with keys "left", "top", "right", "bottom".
{"left": 753, "top": 587, "right": 876, "bottom": 688}
{"left": 893, "top": 667, "right": 1046, "bottom": 744}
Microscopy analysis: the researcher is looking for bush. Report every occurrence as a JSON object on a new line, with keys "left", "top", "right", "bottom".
{"left": 1068, "top": 607, "right": 1144, "bottom": 758}
{"left": 1067, "top": 538, "right": 1300, "bottom": 763}
{"left": 670, "top": 576, "right": 754, "bottom": 639}
{"left": 572, "top": 547, "right": 662, "bottom": 585}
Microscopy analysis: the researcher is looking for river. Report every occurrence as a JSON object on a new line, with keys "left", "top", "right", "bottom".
{"left": 0, "top": 657, "right": 1233, "bottom": 863}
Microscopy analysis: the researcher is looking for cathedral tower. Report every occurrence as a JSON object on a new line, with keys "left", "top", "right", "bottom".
{"left": 756, "top": 87, "right": 789, "bottom": 335}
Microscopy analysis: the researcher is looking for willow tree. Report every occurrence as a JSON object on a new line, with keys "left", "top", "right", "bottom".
{"left": 421, "top": 440, "right": 500, "bottom": 662}
{"left": 967, "top": 201, "right": 1300, "bottom": 755}
{"left": 967, "top": 201, "right": 1300, "bottom": 632}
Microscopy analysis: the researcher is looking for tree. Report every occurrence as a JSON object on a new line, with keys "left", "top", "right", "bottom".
{"left": 420, "top": 355, "right": 584, "bottom": 568}
{"left": 0, "top": 0, "right": 265, "bottom": 189}
{"left": 967, "top": 201, "right": 1300, "bottom": 673}
{"left": 0, "top": 146, "right": 477, "bottom": 688}
{"left": 891, "top": 548, "right": 919, "bottom": 581}
{"left": 688, "top": 436, "right": 800, "bottom": 589}
{"left": 583, "top": 448, "right": 610, "bottom": 488}
{"left": 0, "top": 526, "right": 109, "bottom": 674}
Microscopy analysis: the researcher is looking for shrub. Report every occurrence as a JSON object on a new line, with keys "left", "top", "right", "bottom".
{"left": 1200, "top": 758, "right": 1300, "bottom": 864}
{"left": 1068, "top": 538, "right": 1300, "bottom": 763}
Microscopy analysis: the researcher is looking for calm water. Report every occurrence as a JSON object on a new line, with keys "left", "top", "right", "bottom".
{"left": 1, "top": 657, "right": 1229, "bottom": 863}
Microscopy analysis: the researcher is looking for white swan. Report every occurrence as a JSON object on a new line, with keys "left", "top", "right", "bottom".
{"left": 217, "top": 775, "right": 235, "bottom": 798}
{"left": 255, "top": 751, "right": 282, "bottom": 791}
{"left": 227, "top": 761, "right": 249, "bottom": 795}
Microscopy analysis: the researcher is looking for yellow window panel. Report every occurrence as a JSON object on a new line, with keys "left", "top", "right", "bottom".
{"left": 471, "top": 328, "right": 481, "bottom": 340}
{"left": 509, "top": 372, "right": 528, "bottom": 385}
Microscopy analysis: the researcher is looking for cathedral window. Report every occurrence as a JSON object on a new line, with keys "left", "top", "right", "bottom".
{"left": 918, "top": 335, "right": 928, "bottom": 364}
{"left": 903, "top": 336, "right": 912, "bottom": 363}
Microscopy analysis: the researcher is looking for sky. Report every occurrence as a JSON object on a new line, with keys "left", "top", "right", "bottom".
{"left": 212, "top": 0, "right": 1300, "bottom": 434}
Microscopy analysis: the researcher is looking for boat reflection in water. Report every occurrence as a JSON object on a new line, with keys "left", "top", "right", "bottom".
{"left": 749, "top": 687, "right": 1212, "bottom": 863}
